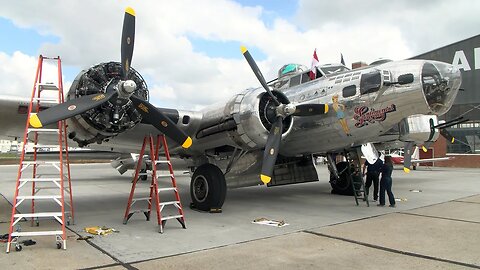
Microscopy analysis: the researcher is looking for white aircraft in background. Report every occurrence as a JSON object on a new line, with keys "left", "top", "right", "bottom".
{"left": 389, "top": 146, "right": 453, "bottom": 170}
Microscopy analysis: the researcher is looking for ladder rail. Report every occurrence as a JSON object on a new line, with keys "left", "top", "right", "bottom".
{"left": 150, "top": 136, "right": 162, "bottom": 226}
{"left": 7, "top": 55, "right": 43, "bottom": 249}
{"left": 123, "top": 136, "right": 149, "bottom": 222}
{"left": 160, "top": 135, "right": 185, "bottom": 218}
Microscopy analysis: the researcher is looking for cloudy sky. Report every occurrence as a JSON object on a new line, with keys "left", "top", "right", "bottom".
{"left": 0, "top": 0, "right": 478, "bottom": 110}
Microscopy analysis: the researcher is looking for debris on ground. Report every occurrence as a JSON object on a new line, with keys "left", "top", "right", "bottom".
{"left": 0, "top": 234, "right": 9, "bottom": 243}
{"left": 409, "top": 189, "right": 423, "bottom": 193}
{"left": 84, "top": 226, "right": 118, "bottom": 235}
{"left": 395, "top": 198, "right": 408, "bottom": 202}
{"left": 21, "top": 239, "right": 36, "bottom": 246}
{"left": 252, "top": 217, "right": 289, "bottom": 227}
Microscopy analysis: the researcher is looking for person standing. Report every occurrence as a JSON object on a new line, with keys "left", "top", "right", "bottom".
{"left": 378, "top": 156, "right": 396, "bottom": 207}
{"left": 362, "top": 158, "right": 383, "bottom": 202}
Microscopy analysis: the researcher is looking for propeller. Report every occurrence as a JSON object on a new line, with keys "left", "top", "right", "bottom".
{"left": 29, "top": 7, "right": 192, "bottom": 149}
{"left": 241, "top": 46, "right": 329, "bottom": 184}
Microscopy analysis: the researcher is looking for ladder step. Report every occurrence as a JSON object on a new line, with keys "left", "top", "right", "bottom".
{"left": 22, "top": 161, "right": 61, "bottom": 165}
{"left": 156, "top": 174, "right": 173, "bottom": 178}
{"left": 11, "top": 230, "right": 63, "bottom": 237}
{"left": 161, "top": 215, "right": 183, "bottom": 221}
{"left": 32, "top": 97, "right": 59, "bottom": 102}
{"left": 159, "top": 201, "right": 180, "bottom": 207}
{"left": 20, "top": 178, "right": 62, "bottom": 182}
{"left": 128, "top": 209, "right": 150, "bottom": 214}
{"left": 31, "top": 145, "right": 61, "bottom": 149}
{"left": 27, "top": 128, "right": 60, "bottom": 133}
{"left": 14, "top": 212, "right": 62, "bottom": 218}
{"left": 37, "top": 83, "right": 59, "bottom": 91}
{"left": 132, "top": 197, "right": 151, "bottom": 202}
{"left": 16, "top": 195, "right": 62, "bottom": 200}
{"left": 154, "top": 160, "right": 171, "bottom": 164}
{"left": 158, "top": 187, "right": 177, "bottom": 192}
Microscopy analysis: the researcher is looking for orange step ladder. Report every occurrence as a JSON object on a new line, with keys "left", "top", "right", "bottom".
{"left": 6, "top": 55, "right": 74, "bottom": 253}
{"left": 123, "top": 134, "right": 186, "bottom": 233}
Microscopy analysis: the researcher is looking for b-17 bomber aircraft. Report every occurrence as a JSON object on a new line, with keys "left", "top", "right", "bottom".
{"left": 0, "top": 8, "right": 463, "bottom": 212}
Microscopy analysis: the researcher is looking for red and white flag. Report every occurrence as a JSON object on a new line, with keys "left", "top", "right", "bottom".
{"left": 309, "top": 48, "right": 319, "bottom": 80}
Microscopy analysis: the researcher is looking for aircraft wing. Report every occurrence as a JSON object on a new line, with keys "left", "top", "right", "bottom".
{"left": 0, "top": 95, "right": 34, "bottom": 140}
{"left": 0, "top": 95, "right": 206, "bottom": 155}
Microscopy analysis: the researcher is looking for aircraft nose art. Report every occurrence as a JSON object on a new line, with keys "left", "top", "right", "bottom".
{"left": 421, "top": 61, "right": 462, "bottom": 116}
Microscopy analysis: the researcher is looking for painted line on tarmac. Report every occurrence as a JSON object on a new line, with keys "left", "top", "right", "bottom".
{"left": 454, "top": 200, "right": 480, "bottom": 205}
{"left": 398, "top": 212, "right": 480, "bottom": 225}
{"left": 303, "top": 230, "right": 480, "bottom": 269}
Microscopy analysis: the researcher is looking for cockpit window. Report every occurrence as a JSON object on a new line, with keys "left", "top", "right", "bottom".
{"left": 281, "top": 64, "right": 297, "bottom": 75}
{"left": 360, "top": 71, "right": 381, "bottom": 94}
{"left": 278, "top": 63, "right": 308, "bottom": 78}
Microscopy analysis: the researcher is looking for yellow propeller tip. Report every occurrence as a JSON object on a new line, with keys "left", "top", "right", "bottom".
{"left": 181, "top": 136, "right": 193, "bottom": 149}
{"left": 324, "top": 104, "right": 329, "bottom": 113}
{"left": 240, "top": 46, "right": 247, "bottom": 54}
{"left": 29, "top": 114, "right": 43, "bottom": 128}
{"left": 451, "top": 138, "right": 455, "bottom": 143}
{"left": 422, "top": 146, "right": 427, "bottom": 152}
{"left": 125, "top": 7, "right": 135, "bottom": 16}
{"left": 403, "top": 167, "right": 410, "bottom": 173}
{"left": 260, "top": 174, "right": 271, "bottom": 184}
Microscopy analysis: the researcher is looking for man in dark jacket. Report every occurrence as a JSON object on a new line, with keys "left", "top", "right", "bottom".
{"left": 362, "top": 157, "right": 383, "bottom": 202}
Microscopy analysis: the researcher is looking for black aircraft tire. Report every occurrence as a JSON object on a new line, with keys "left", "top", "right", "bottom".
{"left": 330, "top": 161, "right": 357, "bottom": 196}
{"left": 190, "top": 164, "right": 227, "bottom": 211}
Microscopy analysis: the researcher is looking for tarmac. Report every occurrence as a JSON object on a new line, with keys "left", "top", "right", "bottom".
{"left": 0, "top": 163, "right": 479, "bottom": 269}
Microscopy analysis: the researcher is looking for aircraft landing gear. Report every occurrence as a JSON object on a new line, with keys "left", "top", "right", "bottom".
{"left": 190, "top": 163, "right": 227, "bottom": 212}
{"left": 330, "top": 161, "right": 356, "bottom": 195}
{"left": 328, "top": 152, "right": 363, "bottom": 196}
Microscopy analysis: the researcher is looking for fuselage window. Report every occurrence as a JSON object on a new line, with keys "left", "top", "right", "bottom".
{"left": 182, "top": 115, "right": 190, "bottom": 125}
{"left": 301, "top": 73, "right": 311, "bottom": 84}
{"left": 360, "top": 71, "right": 381, "bottom": 95}
{"left": 289, "top": 74, "right": 301, "bottom": 87}
{"left": 342, "top": 85, "right": 357, "bottom": 98}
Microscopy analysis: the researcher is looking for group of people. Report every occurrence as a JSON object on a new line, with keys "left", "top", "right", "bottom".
{"left": 361, "top": 155, "right": 396, "bottom": 207}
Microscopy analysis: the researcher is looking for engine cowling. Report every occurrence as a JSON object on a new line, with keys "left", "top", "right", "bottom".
{"left": 66, "top": 62, "right": 148, "bottom": 146}
{"left": 195, "top": 87, "right": 293, "bottom": 150}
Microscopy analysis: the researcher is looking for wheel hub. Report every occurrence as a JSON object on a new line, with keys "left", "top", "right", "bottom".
{"left": 193, "top": 176, "right": 209, "bottom": 203}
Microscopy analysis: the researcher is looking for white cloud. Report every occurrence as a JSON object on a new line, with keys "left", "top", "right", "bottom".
{"left": 0, "top": 51, "right": 71, "bottom": 98}
{"left": 0, "top": 0, "right": 477, "bottom": 110}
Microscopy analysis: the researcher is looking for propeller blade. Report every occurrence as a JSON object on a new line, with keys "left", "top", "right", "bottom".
{"left": 121, "top": 7, "right": 136, "bottom": 79}
{"left": 260, "top": 116, "right": 283, "bottom": 184}
{"left": 240, "top": 46, "right": 280, "bottom": 105}
{"left": 130, "top": 95, "right": 192, "bottom": 149}
{"left": 421, "top": 143, "right": 432, "bottom": 152}
{"left": 30, "top": 92, "right": 117, "bottom": 128}
{"left": 292, "top": 104, "right": 329, "bottom": 116}
{"left": 440, "top": 129, "right": 455, "bottom": 143}
{"left": 403, "top": 141, "right": 415, "bottom": 173}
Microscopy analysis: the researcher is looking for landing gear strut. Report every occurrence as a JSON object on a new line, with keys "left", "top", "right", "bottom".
{"left": 190, "top": 164, "right": 227, "bottom": 212}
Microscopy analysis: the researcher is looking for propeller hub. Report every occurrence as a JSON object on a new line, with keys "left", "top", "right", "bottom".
{"left": 118, "top": 80, "right": 137, "bottom": 99}
{"left": 276, "top": 103, "right": 296, "bottom": 118}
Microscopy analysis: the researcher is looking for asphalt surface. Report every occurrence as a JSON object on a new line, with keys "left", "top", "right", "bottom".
{"left": 0, "top": 163, "right": 479, "bottom": 269}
